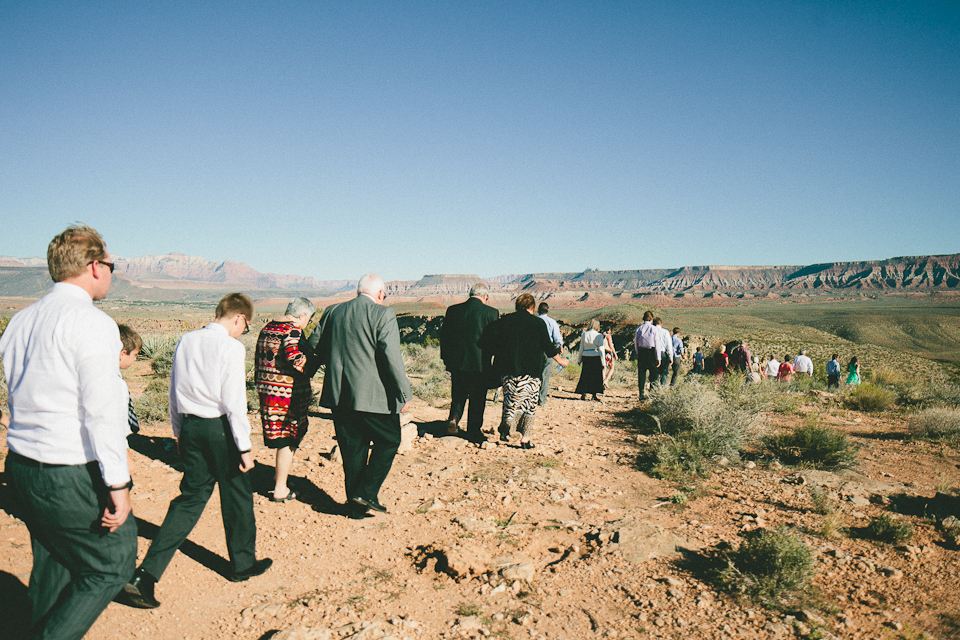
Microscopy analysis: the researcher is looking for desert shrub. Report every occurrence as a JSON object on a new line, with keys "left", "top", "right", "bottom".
{"left": 808, "top": 484, "right": 833, "bottom": 515}
{"left": 843, "top": 383, "right": 896, "bottom": 413}
{"left": 410, "top": 371, "right": 451, "bottom": 404}
{"left": 147, "top": 341, "right": 178, "bottom": 377}
{"left": 648, "top": 379, "right": 759, "bottom": 478}
{"left": 717, "top": 374, "right": 801, "bottom": 415}
{"left": 401, "top": 343, "right": 444, "bottom": 377}
{"left": 866, "top": 514, "right": 914, "bottom": 544}
{"left": 139, "top": 335, "right": 179, "bottom": 361}
{"left": 908, "top": 407, "right": 960, "bottom": 443}
{"left": 864, "top": 365, "right": 903, "bottom": 387}
{"left": 604, "top": 359, "right": 635, "bottom": 389}
{"left": 763, "top": 417, "right": 858, "bottom": 470}
{"left": 718, "top": 526, "right": 815, "bottom": 606}
{"left": 133, "top": 377, "right": 170, "bottom": 424}
{"left": 788, "top": 375, "right": 826, "bottom": 392}
{"left": 559, "top": 361, "right": 581, "bottom": 381}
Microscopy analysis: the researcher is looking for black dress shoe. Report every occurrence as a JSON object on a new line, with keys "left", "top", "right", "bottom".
{"left": 124, "top": 568, "right": 160, "bottom": 609}
{"left": 229, "top": 558, "right": 273, "bottom": 582}
{"left": 467, "top": 432, "right": 488, "bottom": 445}
{"left": 351, "top": 495, "right": 388, "bottom": 513}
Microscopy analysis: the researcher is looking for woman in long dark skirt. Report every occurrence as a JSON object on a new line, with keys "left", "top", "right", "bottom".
{"left": 575, "top": 318, "right": 606, "bottom": 401}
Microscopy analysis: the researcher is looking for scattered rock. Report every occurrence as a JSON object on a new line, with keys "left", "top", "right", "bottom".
{"left": 272, "top": 625, "right": 331, "bottom": 640}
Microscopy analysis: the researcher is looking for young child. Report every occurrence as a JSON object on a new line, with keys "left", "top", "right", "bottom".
{"left": 692, "top": 347, "right": 704, "bottom": 374}
{"left": 118, "top": 324, "right": 142, "bottom": 474}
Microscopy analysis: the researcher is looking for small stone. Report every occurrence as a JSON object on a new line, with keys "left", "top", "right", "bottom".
{"left": 745, "top": 461, "right": 756, "bottom": 469}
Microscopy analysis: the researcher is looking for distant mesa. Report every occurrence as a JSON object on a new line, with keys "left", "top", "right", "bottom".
{"left": 0, "top": 252, "right": 958, "bottom": 305}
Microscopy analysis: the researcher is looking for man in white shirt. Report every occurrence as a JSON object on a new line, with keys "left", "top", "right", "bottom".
{"left": 125, "top": 293, "right": 271, "bottom": 609}
{"left": 633, "top": 311, "right": 659, "bottom": 400}
{"left": 764, "top": 354, "right": 781, "bottom": 379}
{"left": 0, "top": 224, "right": 136, "bottom": 640}
{"left": 654, "top": 318, "right": 674, "bottom": 386}
{"left": 793, "top": 350, "right": 814, "bottom": 377}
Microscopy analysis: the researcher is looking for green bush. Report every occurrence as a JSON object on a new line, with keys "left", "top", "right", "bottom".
{"left": 139, "top": 334, "right": 179, "bottom": 361}
{"left": 867, "top": 514, "right": 914, "bottom": 544}
{"left": 763, "top": 418, "right": 859, "bottom": 470}
{"left": 897, "top": 380, "right": 960, "bottom": 409}
{"left": 401, "top": 343, "right": 445, "bottom": 377}
{"left": 719, "top": 526, "right": 815, "bottom": 606}
{"left": 908, "top": 407, "right": 960, "bottom": 443}
{"left": 844, "top": 383, "right": 896, "bottom": 413}
{"left": 865, "top": 366, "right": 903, "bottom": 387}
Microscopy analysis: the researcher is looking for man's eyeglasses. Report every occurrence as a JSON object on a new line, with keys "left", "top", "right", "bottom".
{"left": 88, "top": 259, "right": 115, "bottom": 273}
{"left": 241, "top": 315, "right": 250, "bottom": 335}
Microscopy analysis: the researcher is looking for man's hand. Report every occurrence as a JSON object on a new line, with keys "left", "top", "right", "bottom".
{"left": 400, "top": 401, "right": 410, "bottom": 413}
{"left": 102, "top": 487, "right": 132, "bottom": 532}
{"left": 239, "top": 451, "right": 254, "bottom": 473}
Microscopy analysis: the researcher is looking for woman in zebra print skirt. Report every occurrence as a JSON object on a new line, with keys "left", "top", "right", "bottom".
{"left": 483, "top": 293, "right": 569, "bottom": 449}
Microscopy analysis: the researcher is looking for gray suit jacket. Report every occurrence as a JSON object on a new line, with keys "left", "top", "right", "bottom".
{"left": 309, "top": 294, "right": 411, "bottom": 414}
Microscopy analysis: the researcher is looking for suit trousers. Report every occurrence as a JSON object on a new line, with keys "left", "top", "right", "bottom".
{"left": 657, "top": 353, "right": 672, "bottom": 386}
{"left": 670, "top": 359, "right": 683, "bottom": 386}
{"left": 140, "top": 415, "right": 256, "bottom": 580}
{"left": 538, "top": 358, "right": 554, "bottom": 406}
{"left": 7, "top": 455, "right": 137, "bottom": 640}
{"left": 333, "top": 409, "right": 401, "bottom": 503}
{"left": 448, "top": 370, "right": 488, "bottom": 434}
{"left": 636, "top": 347, "right": 659, "bottom": 399}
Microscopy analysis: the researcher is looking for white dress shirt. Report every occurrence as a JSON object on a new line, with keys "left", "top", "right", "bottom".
{"left": 168, "top": 322, "right": 252, "bottom": 452}
{"left": 0, "top": 282, "right": 130, "bottom": 486}
{"left": 656, "top": 326, "right": 674, "bottom": 361}
{"left": 792, "top": 354, "right": 814, "bottom": 375}
{"left": 765, "top": 358, "right": 781, "bottom": 377}
{"left": 634, "top": 321, "right": 657, "bottom": 352}
{"left": 539, "top": 313, "right": 563, "bottom": 349}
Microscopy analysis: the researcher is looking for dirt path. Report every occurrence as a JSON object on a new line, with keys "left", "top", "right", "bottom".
{"left": 2, "top": 381, "right": 959, "bottom": 640}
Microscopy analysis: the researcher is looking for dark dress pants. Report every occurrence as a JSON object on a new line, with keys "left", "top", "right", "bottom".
{"left": 333, "top": 409, "right": 401, "bottom": 503}
{"left": 637, "top": 347, "right": 659, "bottom": 399}
{"left": 139, "top": 415, "right": 256, "bottom": 580}
{"left": 449, "top": 370, "right": 488, "bottom": 435}
{"left": 670, "top": 359, "right": 683, "bottom": 386}
{"left": 7, "top": 455, "right": 137, "bottom": 640}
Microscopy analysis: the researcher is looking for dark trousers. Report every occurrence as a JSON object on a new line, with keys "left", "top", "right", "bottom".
{"left": 636, "top": 347, "right": 659, "bottom": 399}
{"left": 449, "top": 370, "right": 488, "bottom": 435}
{"left": 827, "top": 374, "right": 840, "bottom": 389}
{"left": 538, "top": 358, "right": 553, "bottom": 406}
{"left": 140, "top": 415, "right": 256, "bottom": 580}
{"left": 333, "top": 409, "right": 401, "bottom": 503}
{"left": 7, "top": 455, "right": 137, "bottom": 640}
{"left": 670, "top": 359, "right": 683, "bottom": 386}
{"left": 657, "top": 353, "right": 672, "bottom": 386}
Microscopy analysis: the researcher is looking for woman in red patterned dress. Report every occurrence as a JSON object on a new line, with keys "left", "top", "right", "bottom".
{"left": 255, "top": 297, "right": 317, "bottom": 502}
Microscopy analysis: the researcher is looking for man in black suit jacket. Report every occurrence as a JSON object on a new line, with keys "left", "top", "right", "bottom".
{"left": 439, "top": 283, "right": 499, "bottom": 443}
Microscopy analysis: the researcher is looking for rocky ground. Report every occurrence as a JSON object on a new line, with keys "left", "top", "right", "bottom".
{"left": 2, "top": 372, "right": 960, "bottom": 640}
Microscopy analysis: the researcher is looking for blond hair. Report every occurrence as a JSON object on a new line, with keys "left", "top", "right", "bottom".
{"left": 215, "top": 293, "right": 254, "bottom": 321}
{"left": 47, "top": 224, "right": 107, "bottom": 282}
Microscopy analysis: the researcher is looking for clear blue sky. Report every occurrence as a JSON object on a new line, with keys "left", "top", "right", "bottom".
{"left": 2, "top": 1, "right": 958, "bottom": 281}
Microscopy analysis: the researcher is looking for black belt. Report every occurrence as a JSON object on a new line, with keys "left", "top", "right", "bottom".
{"left": 8, "top": 451, "right": 71, "bottom": 468}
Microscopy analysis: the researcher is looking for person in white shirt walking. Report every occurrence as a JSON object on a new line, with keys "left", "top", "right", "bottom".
{"left": 634, "top": 311, "right": 659, "bottom": 400}
{"left": 0, "top": 224, "right": 136, "bottom": 640}
{"left": 792, "top": 350, "right": 814, "bottom": 377}
{"left": 124, "top": 293, "right": 271, "bottom": 609}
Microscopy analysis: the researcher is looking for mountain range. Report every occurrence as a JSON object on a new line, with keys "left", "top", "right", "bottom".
{"left": 0, "top": 252, "right": 958, "bottom": 302}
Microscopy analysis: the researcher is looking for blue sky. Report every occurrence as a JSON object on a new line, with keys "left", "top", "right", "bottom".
{"left": 2, "top": 1, "right": 958, "bottom": 281}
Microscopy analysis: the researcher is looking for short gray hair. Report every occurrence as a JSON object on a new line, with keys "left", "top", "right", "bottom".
{"left": 469, "top": 283, "right": 489, "bottom": 298}
{"left": 357, "top": 273, "right": 385, "bottom": 297}
{"left": 285, "top": 297, "right": 315, "bottom": 317}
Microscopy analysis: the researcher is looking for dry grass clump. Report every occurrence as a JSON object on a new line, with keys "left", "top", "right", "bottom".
{"left": 716, "top": 372, "right": 802, "bottom": 414}
{"left": 865, "top": 365, "right": 904, "bottom": 387}
{"left": 843, "top": 383, "right": 896, "bottom": 413}
{"left": 648, "top": 379, "right": 760, "bottom": 478}
{"left": 401, "top": 344, "right": 451, "bottom": 403}
{"left": 133, "top": 376, "right": 170, "bottom": 425}
{"left": 763, "top": 416, "right": 859, "bottom": 470}
{"left": 718, "top": 526, "right": 815, "bottom": 607}
{"left": 908, "top": 407, "right": 960, "bottom": 443}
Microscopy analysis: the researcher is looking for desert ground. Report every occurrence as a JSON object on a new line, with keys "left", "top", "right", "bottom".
{"left": 2, "top": 297, "right": 960, "bottom": 640}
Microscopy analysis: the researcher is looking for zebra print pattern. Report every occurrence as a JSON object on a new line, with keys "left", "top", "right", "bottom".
{"left": 500, "top": 375, "right": 541, "bottom": 437}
